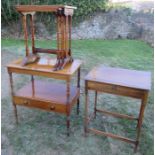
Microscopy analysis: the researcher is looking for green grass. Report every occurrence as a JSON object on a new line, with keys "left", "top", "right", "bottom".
{"left": 2, "top": 39, "right": 154, "bottom": 155}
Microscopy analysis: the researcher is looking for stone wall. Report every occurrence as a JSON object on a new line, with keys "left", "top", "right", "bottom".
{"left": 72, "top": 8, "right": 154, "bottom": 46}
{"left": 2, "top": 8, "right": 154, "bottom": 46}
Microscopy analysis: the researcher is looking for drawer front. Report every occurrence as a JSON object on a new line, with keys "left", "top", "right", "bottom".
{"left": 87, "top": 81, "right": 144, "bottom": 99}
{"left": 13, "top": 96, "right": 66, "bottom": 114}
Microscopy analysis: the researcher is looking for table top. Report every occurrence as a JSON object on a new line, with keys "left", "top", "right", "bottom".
{"left": 85, "top": 66, "right": 151, "bottom": 90}
{"left": 16, "top": 5, "right": 77, "bottom": 12}
{"left": 7, "top": 58, "right": 82, "bottom": 79}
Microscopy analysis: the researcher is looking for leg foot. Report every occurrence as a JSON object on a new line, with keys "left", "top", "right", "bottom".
{"left": 13, "top": 104, "right": 18, "bottom": 124}
{"left": 134, "top": 141, "right": 139, "bottom": 153}
{"left": 84, "top": 126, "right": 88, "bottom": 137}
{"left": 66, "top": 116, "right": 70, "bottom": 136}
{"left": 94, "top": 91, "right": 97, "bottom": 119}
{"left": 77, "top": 98, "right": 80, "bottom": 115}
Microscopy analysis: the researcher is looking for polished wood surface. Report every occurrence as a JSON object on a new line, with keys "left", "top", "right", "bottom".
{"left": 13, "top": 81, "right": 80, "bottom": 114}
{"left": 85, "top": 66, "right": 151, "bottom": 90}
{"left": 12, "top": 4, "right": 80, "bottom": 135}
{"left": 85, "top": 66, "right": 151, "bottom": 152}
{"left": 15, "top": 80, "right": 79, "bottom": 104}
{"left": 16, "top": 5, "right": 76, "bottom": 70}
{"left": 16, "top": 5, "right": 77, "bottom": 12}
{"left": 87, "top": 81, "right": 145, "bottom": 99}
{"left": 7, "top": 58, "right": 82, "bottom": 80}
{"left": 8, "top": 57, "right": 81, "bottom": 136}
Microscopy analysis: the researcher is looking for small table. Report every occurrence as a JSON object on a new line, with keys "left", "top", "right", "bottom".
{"left": 84, "top": 66, "right": 151, "bottom": 151}
{"left": 7, "top": 58, "right": 82, "bottom": 136}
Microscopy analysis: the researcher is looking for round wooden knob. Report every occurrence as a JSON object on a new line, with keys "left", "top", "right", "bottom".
{"left": 23, "top": 101, "right": 29, "bottom": 105}
{"left": 50, "top": 105, "right": 55, "bottom": 110}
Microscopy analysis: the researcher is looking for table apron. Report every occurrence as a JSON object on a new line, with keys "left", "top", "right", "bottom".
{"left": 13, "top": 96, "right": 67, "bottom": 114}
{"left": 87, "top": 81, "right": 146, "bottom": 99}
{"left": 8, "top": 67, "right": 70, "bottom": 80}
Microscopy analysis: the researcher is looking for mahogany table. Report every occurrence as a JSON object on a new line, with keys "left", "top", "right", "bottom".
{"left": 7, "top": 58, "right": 82, "bottom": 136}
{"left": 84, "top": 66, "right": 151, "bottom": 151}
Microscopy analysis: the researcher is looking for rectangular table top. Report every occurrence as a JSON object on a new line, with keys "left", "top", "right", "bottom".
{"left": 16, "top": 5, "right": 77, "bottom": 13}
{"left": 85, "top": 66, "right": 151, "bottom": 91}
{"left": 7, "top": 58, "right": 82, "bottom": 80}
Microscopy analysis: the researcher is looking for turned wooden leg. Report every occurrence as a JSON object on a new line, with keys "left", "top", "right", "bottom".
{"left": 66, "top": 114, "right": 70, "bottom": 136}
{"left": 30, "top": 13, "right": 35, "bottom": 53}
{"left": 84, "top": 81, "right": 89, "bottom": 136}
{"left": 66, "top": 79, "right": 71, "bottom": 136}
{"left": 22, "top": 14, "right": 29, "bottom": 56}
{"left": 9, "top": 72, "right": 18, "bottom": 124}
{"left": 134, "top": 91, "right": 148, "bottom": 152}
{"left": 94, "top": 91, "right": 98, "bottom": 119}
{"left": 77, "top": 68, "right": 80, "bottom": 115}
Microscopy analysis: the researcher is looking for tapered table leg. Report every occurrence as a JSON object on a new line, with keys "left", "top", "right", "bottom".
{"left": 77, "top": 67, "right": 80, "bottom": 115}
{"left": 84, "top": 81, "right": 89, "bottom": 136}
{"left": 66, "top": 79, "right": 70, "bottom": 136}
{"left": 77, "top": 99, "right": 80, "bottom": 115}
{"left": 134, "top": 92, "right": 148, "bottom": 152}
{"left": 94, "top": 91, "right": 98, "bottom": 119}
{"left": 9, "top": 72, "right": 18, "bottom": 124}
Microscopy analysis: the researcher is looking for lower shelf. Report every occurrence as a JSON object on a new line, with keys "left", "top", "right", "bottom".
{"left": 13, "top": 80, "right": 80, "bottom": 114}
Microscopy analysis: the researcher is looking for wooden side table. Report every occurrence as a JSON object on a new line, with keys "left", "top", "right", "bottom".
{"left": 7, "top": 58, "right": 82, "bottom": 136}
{"left": 84, "top": 66, "right": 151, "bottom": 151}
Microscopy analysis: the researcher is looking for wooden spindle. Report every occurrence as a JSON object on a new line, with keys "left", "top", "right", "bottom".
{"left": 22, "top": 14, "right": 29, "bottom": 56}
{"left": 65, "top": 15, "right": 69, "bottom": 57}
{"left": 30, "top": 13, "right": 35, "bottom": 53}
{"left": 68, "top": 15, "right": 72, "bottom": 56}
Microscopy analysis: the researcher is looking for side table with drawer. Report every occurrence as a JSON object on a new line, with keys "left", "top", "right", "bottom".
{"left": 7, "top": 58, "right": 82, "bottom": 136}
{"left": 84, "top": 66, "right": 151, "bottom": 151}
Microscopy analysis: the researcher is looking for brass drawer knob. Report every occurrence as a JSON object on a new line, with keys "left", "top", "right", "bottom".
{"left": 23, "top": 101, "right": 29, "bottom": 105}
{"left": 50, "top": 105, "right": 55, "bottom": 110}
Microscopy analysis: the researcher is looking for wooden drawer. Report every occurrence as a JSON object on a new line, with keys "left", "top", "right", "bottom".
{"left": 87, "top": 81, "right": 145, "bottom": 99}
{"left": 13, "top": 96, "right": 67, "bottom": 114}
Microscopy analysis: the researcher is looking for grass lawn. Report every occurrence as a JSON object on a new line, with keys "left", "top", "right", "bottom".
{"left": 1, "top": 39, "right": 154, "bottom": 155}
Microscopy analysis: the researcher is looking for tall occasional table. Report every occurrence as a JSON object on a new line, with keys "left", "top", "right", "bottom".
{"left": 7, "top": 58, "right": 82, "bottom": 136}
{"left": 84, "top": 66, "right": 151, "bottom": 151}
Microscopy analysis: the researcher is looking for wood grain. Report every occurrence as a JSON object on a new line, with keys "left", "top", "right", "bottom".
{"left": 85, "top": 66, "right": 151, "bottom": 90}
{"left": 85, "top": 66, "right": 151, "bottom": 152}
{"left": 16, "top": 5, "right": 76, "bottom": 70}
{"left": 7, "top": 58, "right": 82, "bottom": 80}
{"left": 13, "top": 80, "right": 80, "bottom": 114}
{"left": 15, "top": 5, "right": 77, "bottom": 13}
